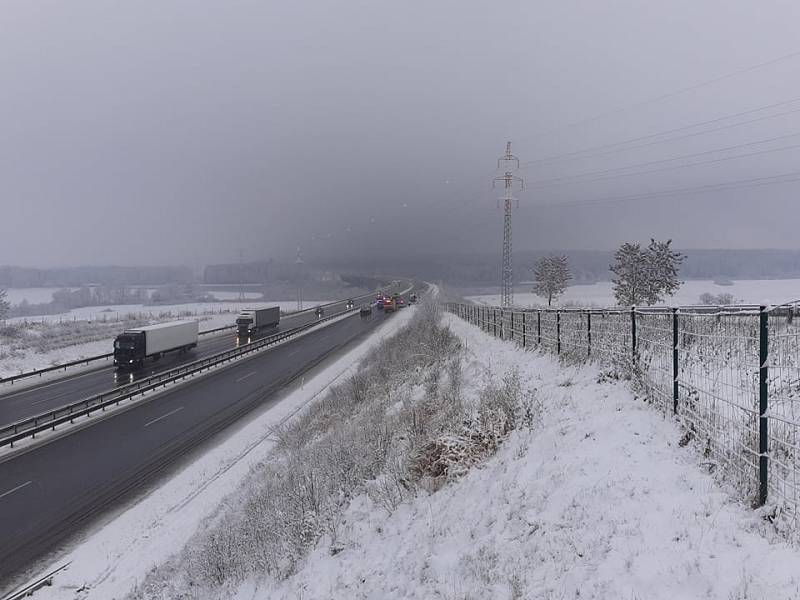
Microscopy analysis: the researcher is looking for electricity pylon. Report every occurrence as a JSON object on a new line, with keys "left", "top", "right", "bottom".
{"left": 493, "top": 142, "right": 524, "bottom": 307}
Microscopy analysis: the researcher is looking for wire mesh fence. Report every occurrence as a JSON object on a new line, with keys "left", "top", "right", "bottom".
{"left": 446, "top": 301, "right": 800, "bottom": 536}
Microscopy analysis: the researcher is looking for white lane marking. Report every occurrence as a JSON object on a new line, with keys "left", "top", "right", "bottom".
{"left": 0, "top": 480, "right": 32, "bottom": 500}
{"left": 235, "top": 371, "right": 257, "bottom": 383}
{"left": 287, "top": 349, "right": 300, "bottom": 357}
{"left": 144, "top": 406, "right": 184, "bottom": 428}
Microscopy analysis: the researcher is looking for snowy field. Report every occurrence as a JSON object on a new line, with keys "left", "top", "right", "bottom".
{"left": 17, "top": 303, "right": 419, "bottom": 600}
{"left": 6, "top": 300, "right": 329, "bottom": 325}
{"left": 206, "top": 290, "right": 263, "bottom": 301}
{"left": 3, "top": 287, "right": 66, "bottom": 305}
{"left": 469, "top": 278, "right": 800, "bottom": 308}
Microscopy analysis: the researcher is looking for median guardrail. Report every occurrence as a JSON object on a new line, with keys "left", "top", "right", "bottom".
{"left": 0, "top": 304, "right": 368, "bottom": 449}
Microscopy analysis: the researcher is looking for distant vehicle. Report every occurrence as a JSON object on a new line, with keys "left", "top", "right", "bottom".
{"left": 236, "top": 307, "right": 280, "bottom": 337}
{"left": 409, "top": 293, "right": 418, "bottom": 304}
{"left": 346, "top": 299, "right": 355, "bottom": 309}
{"left": 382, "top": 297, "right": 396, "bottom": 313}
{"left": 395, "top": 296, "right": 406, "bottom": 308}
{"left": 315, "top": 306, "right": 325, "bottom": 318}
{"left": 114, "top": 320, "right": 198, "bottom": 369}
{"left": 360, "top": 304, "right": 372, "bottom": 318}
{"left": 375, "top": 300, "right": 384, "bottom": 311}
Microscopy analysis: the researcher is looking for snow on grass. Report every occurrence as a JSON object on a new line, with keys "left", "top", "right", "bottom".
{"left": 2, "top": 287, "right": 66, "bottom": 305}
{"left": 244, "top": 311, "right": 800, "bottom": 600}
{"left": 469, "top": 278, "right": 800, "bottom": 308}
{"left": 19, "top": 305, "right": 418, "bottom": 600}
{"left": 206, "top": 291, "right": 263, "bottom": 301}
{"left": 5, "top": 300, "right": 331, "bottom": 325}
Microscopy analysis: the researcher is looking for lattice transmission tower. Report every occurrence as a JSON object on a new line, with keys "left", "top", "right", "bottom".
{"left": 493, "top": 142, "right": 524, "bottom": 307}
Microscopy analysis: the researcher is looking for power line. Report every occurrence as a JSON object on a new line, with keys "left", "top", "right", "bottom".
{"left": 517, "top": 49, "right": 800, "bottom": 142}
{"left": 524, "top": 131, "right": 800, "bottom": 189}
{"left": 519, "top": 95, "right": 800, "bottom": 169}
{"left": 532, "top": 169, "right": 800, "bottom": 209}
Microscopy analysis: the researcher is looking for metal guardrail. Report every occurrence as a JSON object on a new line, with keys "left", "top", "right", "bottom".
{"left": 2, "top": 562, "right": 71, "bottom": 600}
{"left": 0, "top": 325, "right": 238, "bottom": 387}
{"left": 0, "top": 305, "right": 365, "bottom": 449}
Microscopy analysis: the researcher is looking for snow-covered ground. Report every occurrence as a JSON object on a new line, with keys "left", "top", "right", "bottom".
{"left": 2, "top": 287, "right": 67, "bottom": 305}
{"left": 12, "top": 296, "right": 800, "bottom": 599}
{"left": 206, "top": 290, "right": 263, "bottom": 301}
{"left": 6, "top": 300, "right": 330, "bottom": 325}
{"left": 236, "top": 312, "right": 800, "bottom": 600}
{"left": 469, "top": 278, "right": 800, "bottom": 308}
{"left": 17, "top": 305, "right": 419, "bottom": 600}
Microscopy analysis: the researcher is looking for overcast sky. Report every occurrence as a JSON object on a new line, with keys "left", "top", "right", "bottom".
{"left": 3, "top": 1, "right": 800, "bottom": 267}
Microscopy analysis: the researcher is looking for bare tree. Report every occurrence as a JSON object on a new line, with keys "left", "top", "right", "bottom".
{"left": 0, "top": 288, "right": 9, "bottom": 320}
{"left": 531, "top": 255, "right": 571, "bottom": 306}
{"left": 610, "top": 239, "right": 684, "bottom": 306}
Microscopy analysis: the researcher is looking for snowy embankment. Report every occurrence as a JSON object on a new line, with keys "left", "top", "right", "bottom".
{"left": 21, "top": 304, "right": 418, "bottom": 600}
{"left": 238, "top": 313, "right": 800, "bottom": 599}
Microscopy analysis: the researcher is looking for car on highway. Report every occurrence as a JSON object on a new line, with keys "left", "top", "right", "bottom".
{"left": 360, "top": 304, "right": 372, "bottom": 318}
{"left": 346, "top": 299, "right": 355, "bottom": 309}
{"left": 382, "top": 297, "right": 396, "bottom": 312}
{"left": 409, "top": 293, "right": 418, "bottom": 304}
{"left": 395, "top": 296, "right": 406, "bottom": 308}
{"left": 315, "top": 306, "right": 325, "bottom": 318}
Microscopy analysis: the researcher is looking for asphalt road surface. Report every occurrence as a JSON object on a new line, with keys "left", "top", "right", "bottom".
{"left": 0, "top": 292, "right": 416, "bottom": 588}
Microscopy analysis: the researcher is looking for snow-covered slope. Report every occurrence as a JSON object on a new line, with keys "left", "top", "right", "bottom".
{"left": 245, "top": 312, "right": 800, "bottom": 600}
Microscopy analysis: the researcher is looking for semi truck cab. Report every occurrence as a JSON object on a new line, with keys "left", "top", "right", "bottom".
{"left": 113, "top": 332, "right": 145, "bottom": 367}
{"left": 236, "top": 311, "right": 256, "bottom": 336}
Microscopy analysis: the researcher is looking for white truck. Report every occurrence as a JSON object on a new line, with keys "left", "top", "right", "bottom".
{"left": 236, "top": 307, "right": 280, "bottom": 337}
{"left": 113, "top": 320, "right": 199, "bottom": 369}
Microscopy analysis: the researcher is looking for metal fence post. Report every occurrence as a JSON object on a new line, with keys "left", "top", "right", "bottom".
{"left": 587, "top": 310, "right": 592, "bottom": 358}
{"left": 758, "top": 305, "right": 769, "bottom": 507}
{"left": 522, "top": 312, "right": 527, "bottom": 348}
{"left": 672, "top": 308, "right": 679, "bottom": 415}
{"left": 556, "top": 310, "right": 561, "bottom": 355}
{"left": 537, "top": 310, "right": 541, "bottom": 345}
{"left": 493, "top": 309, "right": 497, "bottom": 337}
{"left": 631, "top": 306, "right": 637, "bottom": 363}
{"left": 510, "top": 311, "right": 514, "bottom": 343}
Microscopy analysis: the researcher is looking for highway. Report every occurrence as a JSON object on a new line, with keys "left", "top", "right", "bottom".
{"left": 0, "top": 283, "right": 418, "bottom": 588}
{"left": 0, "top": 291, "right": 392, "bottom": 427}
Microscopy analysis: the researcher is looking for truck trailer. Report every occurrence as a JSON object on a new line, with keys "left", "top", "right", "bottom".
{"left": 236, "top": 307, "right": 280, "bottom": 336}
{"left": 113, "top": 320, "right": 199, "bottom": 369}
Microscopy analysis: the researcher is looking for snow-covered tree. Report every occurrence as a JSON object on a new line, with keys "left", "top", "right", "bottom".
{"left": 532, "top": 254, "right": 571, "bottom": 306}
{"left": 0, "top": 288, "right": 9, "bottom": 320}
{"left": 610, "top": 239, "right": 684, "bottom": 306}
